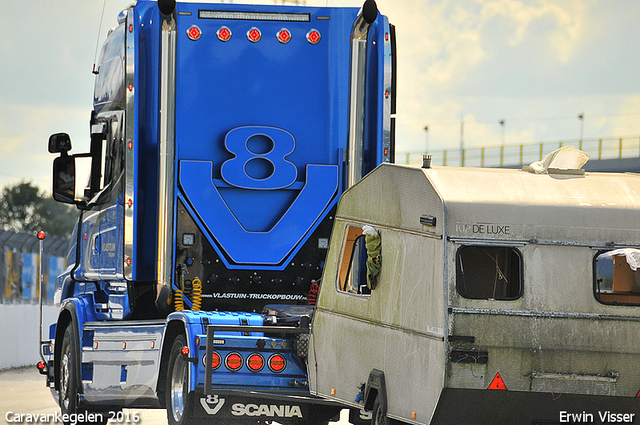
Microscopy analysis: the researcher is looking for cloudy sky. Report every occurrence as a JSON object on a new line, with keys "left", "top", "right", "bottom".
{"left": 1, "top": 0, "right": 639, "bottom": 190}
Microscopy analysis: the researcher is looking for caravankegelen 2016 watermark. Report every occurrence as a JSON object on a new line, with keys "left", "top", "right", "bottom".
{"left": 5, "top": 410, "right": 141, "bottom": 424}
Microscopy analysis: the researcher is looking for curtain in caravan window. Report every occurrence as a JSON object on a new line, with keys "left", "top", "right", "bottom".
{"left": 595, "top": 249, "right": 640, "bottom": 306}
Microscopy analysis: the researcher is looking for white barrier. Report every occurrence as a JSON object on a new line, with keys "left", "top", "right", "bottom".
{"left": 0, "top": 304, "right": 59, "bottom": 370}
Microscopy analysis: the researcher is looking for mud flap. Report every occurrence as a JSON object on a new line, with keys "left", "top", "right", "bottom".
{"left": 190, "top": 391, "right": 341, "bottom": 424}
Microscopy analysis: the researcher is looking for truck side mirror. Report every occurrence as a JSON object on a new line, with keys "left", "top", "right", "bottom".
{"left": 52, "top": 156, "right": 76, "bottom": 204}
{"left": 48, "top": 133, "right": 72, "bottom": 154}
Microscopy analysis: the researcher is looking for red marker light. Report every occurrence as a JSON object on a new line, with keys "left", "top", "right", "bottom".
{"left": 181, "top": 346, "right": 189, "bottom": 356}
{"left": 246, "top": 354, "right": 265, "bottom": 372}
{"left": 226, "top": 353, "right": 243, "bottom": 371}
{"left": 37, "top": 231, "right": 46, "bottom": 240}
{"left": 128, "top": 83, "right": 133, "bottom": 92}
{"left": 37, "top": 361, "right": 46, "bottom": 370}
{"left": 277, "top": 29, "right": 291, "bottom": 44}
{"left": 187, "top": 25, "right": 202, "bottom": 41}
{"left": 211, "top": 352, "right": 221, "bottom": 369}
{"left": 268, "top": 354, "right": 286, "bottom": 372}
{"left": 306, "top": 29, "right": 321, "bottom": 45}
{"left": 247, "top": 27, "right": 262, "bottom": 43}
{"left": 129, "top": 24, "right": 133, "bottom": 33}
{"left": 217, "top": 26, "right": 231, "bottom": 42}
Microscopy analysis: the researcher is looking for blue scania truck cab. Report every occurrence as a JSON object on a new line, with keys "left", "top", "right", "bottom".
{"left": 43, "top": 0, "right": 395, "bottom": 424}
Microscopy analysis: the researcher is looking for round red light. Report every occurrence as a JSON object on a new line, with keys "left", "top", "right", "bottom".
{"left": 181, "top": 346, "right": 189, "bottom": 356}
{"left": 217, "top": 26, "right": 231, "bottom": 42}
{"left": 247, "top": 354, "right": 265, "bottom": 372}
{"left": 211, "top": 352, "right": 221, "bottom": 369}
{"left": 306, "top": 29, "right": 321, "bottom": 45}
{"left": 126, "top": 258, "right": 132, "bottom": 266}
{"left": 37, "top": 231, "right": 46, "bottom": 240}
{"left": 128, "top": 83, "right": 133, "bottom": 91}
{"left": 277, "top": 29, "right": 291, "bottom": 44}
{"left": 37, "top": 361, "right": 46, "bottom": 370}
{"left": 226, "top": 353, "right": 243, "bottom": 371}
{"left": 268, "top": 354, "right": 286, "bottom": 372}
{"left": 247, "top": 27, "right": 262, "bottom": 43}
{"left": 187, "top": 25, "right": 202, "bottom": 41}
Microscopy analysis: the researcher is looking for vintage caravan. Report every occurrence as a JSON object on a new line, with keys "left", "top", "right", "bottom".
{"left": 308, "top": 161, "right": 640, "bottom": 424}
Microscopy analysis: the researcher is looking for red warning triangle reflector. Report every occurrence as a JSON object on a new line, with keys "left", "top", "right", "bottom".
{"left": 488, "top": 372, "right": 507, "bottom": 390}
{"left": 636, "top": 388, "right": 640, "bottom": 397}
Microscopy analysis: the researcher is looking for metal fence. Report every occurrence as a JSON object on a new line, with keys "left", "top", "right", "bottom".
{"left": 396, "top": 135, "right": 640, "bottom": 168}
{"left": 0, "top": 230, "right": 69, "bottom": 305}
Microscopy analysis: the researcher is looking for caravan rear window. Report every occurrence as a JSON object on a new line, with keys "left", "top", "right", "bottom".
{"left": 594, "top": 249, "right": 640, "bottom": 306}
{"left": 456, "top": 246, "right": 522, "bottom": 300}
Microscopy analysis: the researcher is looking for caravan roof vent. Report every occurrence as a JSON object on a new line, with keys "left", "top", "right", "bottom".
{"left": 524, "top": 146, "right": 590, "bottom": 175}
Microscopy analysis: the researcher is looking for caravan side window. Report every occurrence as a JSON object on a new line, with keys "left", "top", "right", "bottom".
{"left": 594, "top": 250, "right": 640, "bottom": 306}
{"left": 456, "top": 246, "right": 522, "bottom": 300}
{"left": 337, "top": 225, "right": 371, "bottom": 296}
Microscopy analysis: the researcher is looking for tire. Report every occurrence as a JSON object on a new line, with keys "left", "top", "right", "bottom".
{"left": 59, "top": 325, "right": 108, "bottom": 425}
{"left": 372, "top": 396, "right": 387, "bottom": 425}
{"left": 166, "top": 334, "right": 200, "bottom": 425}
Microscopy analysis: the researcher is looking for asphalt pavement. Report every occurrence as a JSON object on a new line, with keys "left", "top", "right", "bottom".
{"left": 0, "top": 367, "right": 167, "bottom": 425}
{"left": 0, "top": 367, "right": 351, "bottom": 425}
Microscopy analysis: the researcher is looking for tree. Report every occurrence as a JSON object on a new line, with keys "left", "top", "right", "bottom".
{"left": 0, "top": 181, "right": 78, "bottom": 238}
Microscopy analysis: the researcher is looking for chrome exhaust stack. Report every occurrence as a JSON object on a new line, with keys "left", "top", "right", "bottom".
{"left": 347, "top": 0, "right": 378, "bottom": 188}
{"left": 156, "top": 2, "right": 177, "bottom": 311}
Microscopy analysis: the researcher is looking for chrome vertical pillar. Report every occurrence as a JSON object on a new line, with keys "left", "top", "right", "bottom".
{"left": 347, "top": 0, "right": 377, "bottom": 188}
{"left": 157, "top": 14, "right": 177, "bottom": 297}
{"left": 124, "top": 8, "right": 136, "bottom": 280}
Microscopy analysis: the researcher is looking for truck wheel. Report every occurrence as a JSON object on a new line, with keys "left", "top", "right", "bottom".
{"left": 59, "top": 325, "right": 107, "bottom": 425}
{"left": 166, "top": 334, "right": 199, "bottom": 425}
{"left": 372, "top": 396, "right": 387, "bottom": 425}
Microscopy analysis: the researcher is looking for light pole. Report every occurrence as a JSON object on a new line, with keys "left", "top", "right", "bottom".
{"left": 423, "top": 125, "right": 429, "bottom": 154}
{"left": 499, "top": 119, "right": 505, "bottom": 166}
{"left": 460, "top": 118, "right": 465, "bottom": 166}
{"left": 578, "top": 113, "right": 584, "bottom": 147}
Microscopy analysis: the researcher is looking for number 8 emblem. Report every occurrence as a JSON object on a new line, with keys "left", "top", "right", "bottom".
{"left": 220, "top": 126, "right": 298, "bottom": 190}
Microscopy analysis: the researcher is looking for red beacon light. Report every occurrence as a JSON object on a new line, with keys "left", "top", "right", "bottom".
{"left": 247, "top": 27, "right": 262, "bottom": 43}
{"left": 217, "top": 26, "right": 231, "bottom": 42}
{"left": 187, "top": 25, "right": 202, "bottom": 41}
{"left": 37, "top": 231, "right": 46, "bottom": 240}
{"left": 306, "top": 29, "right": 321, "bottom": 45}
{"left": 277, "top": 29, "right": 291, "bottom": 44}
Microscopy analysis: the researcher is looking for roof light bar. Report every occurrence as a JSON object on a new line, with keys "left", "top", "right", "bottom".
{"left": 199, "top": 10, "right": 310, "bottom": 22}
